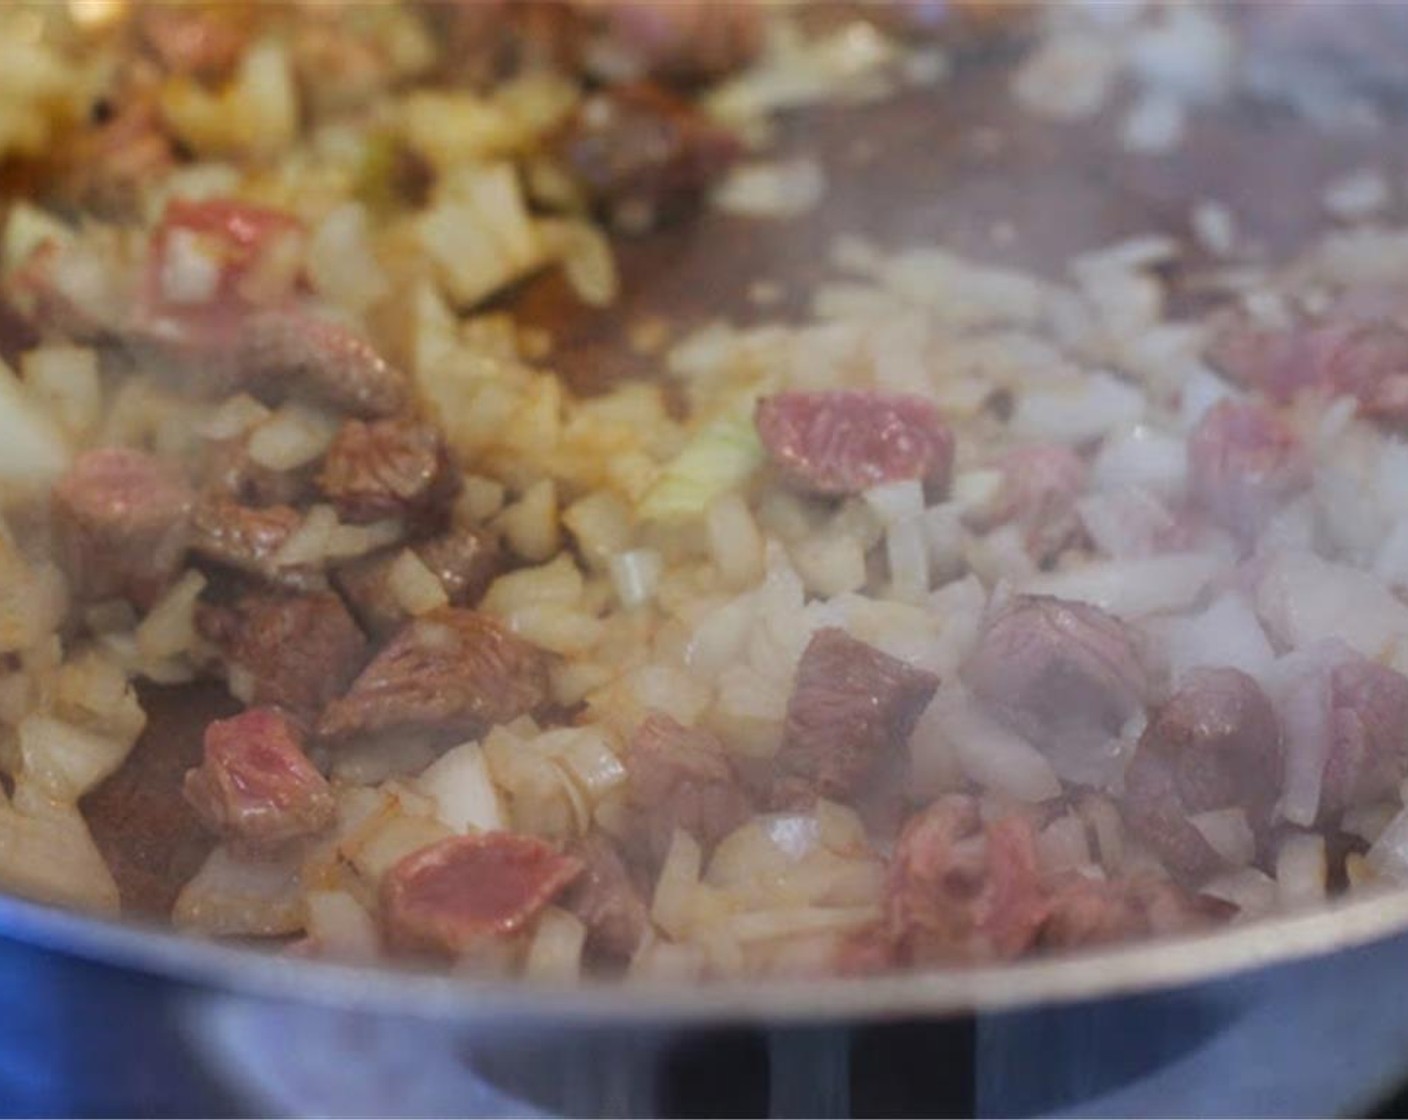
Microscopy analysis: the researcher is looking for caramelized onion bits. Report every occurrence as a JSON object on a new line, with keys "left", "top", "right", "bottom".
{"left": 964, "top": 595, "right": 1147, "bottom": 786}
{"left": 317, "top": 608, "right": 550, "bottom": 742}
{"left": 380, "top": 832, "right": 583, "bottom": 957}
{"left": 755, "top": 390, "right": 955, "bottom": 497}
{"left": 183, "top": 708, "right": 335, "bottom": 853}
{"left": 52, "top": 447, "right": 194, "bottom": 608}
{"left": 774, "top": 628, "right": 940, "bottom": 805}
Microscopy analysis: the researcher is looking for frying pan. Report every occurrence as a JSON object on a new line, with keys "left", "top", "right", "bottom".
{"left": 14, "top": 7, "right": 1408, "bottom": 1115}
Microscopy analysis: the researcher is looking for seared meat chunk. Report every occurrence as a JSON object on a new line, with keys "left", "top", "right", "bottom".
{"left": 198, "top": 591, "right": 367, "bottom": 724}
{"left": 1122, "top": 667, "right": 1283, "bottom": 882}
{"left": 318, "top": 608, "right": 549, "bottom": 741}
{"left": 189, "top": 496, "right": 320, "bottom": 589}
{"left": 964, "top": 595, "right": 1148, "bottom": 785}
{"left": 52, "top": 448, "right": 194, "bottom": 608}
{"left": 553, "top": 82, "right": 739, "bottom": 229}
{"left": 137, "top": 4, "right": 249, "bottom": 82}
{"left": 334, "top": 525, "right": 502, "bottom": 639}
{"left": 1038, "top": 875, "right": 1232, "bottom": 951}
{"left": 1187, "top": 399, "right": 1309, "bottom": 536}
{"left": 1211, "top": 314, "right": 1408, "bottom": 427}
{"left": 563, "top": 833, "right": 651, "bottom": 961}
{"left": 380, "top": 832, "right": 582, "bottom": 957}
{"left": 774, "top": 629, "right": 940, "bottom": 805}
{"left": 623, "top": 711, "right": 752, "bottom": 865}
{"left": 585, "top": 1, "right": 764, "bottom": 83}
{"left": 235, "top": 309, "right": 410, "bottom": 419}
{"left": 886, "top": 796, "right": 1047, "bottom": 965}
{"left": 1322, "top": 653, "right": 1408, "bottom": 817}
{"left": 316, "top": 417, "right": 459, "bottom": 526}
{"left": 755, "top": 391, "right": 955, "bottom": 497}
{"left": 183, "top": 708, "right": 334, "bottom": 853}
{"left": 201, "top": 435, "right": 313, "bottom": 507}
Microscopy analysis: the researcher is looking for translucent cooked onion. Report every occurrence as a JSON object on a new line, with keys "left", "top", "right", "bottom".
{"left": 416, "top": 741, "right": 505, "bottom": 834}
{"left": 0, "top": 794, "right": 118, "bottom": 915}
{"left": 173, "top": 844, "right": 304, "bottom": 936}
{"left": 651, "top": 830, "right": 703, "bottom": 941}
{"left": 524, "top": 906, "right": 587, "bottom": 982}
{"left": 1275, "top": 832, "right": 1327, "bottom": 908}
{"left": 1189, "top": 808, "right": 1255, "bottom": 867}
{"left": 17, "top": 714, "right": 134, "bottom": 803}
{"left": 304, "top": 889, "right": 379, "bottom": 961}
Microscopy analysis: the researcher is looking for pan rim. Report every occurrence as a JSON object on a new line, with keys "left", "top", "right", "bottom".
{"left": 5, "top": 884, "right": 1408, "bottom": 1021}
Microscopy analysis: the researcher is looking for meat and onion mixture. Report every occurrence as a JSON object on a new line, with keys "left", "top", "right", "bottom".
{"left": 0, "top": 0, "right": 1406, "bottom": 983}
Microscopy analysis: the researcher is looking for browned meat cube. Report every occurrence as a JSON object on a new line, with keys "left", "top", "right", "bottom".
{"left": 563, "top": 833, "right": 651, "bottom": 961}
{"left": 380, "top": 832, "right": 582, "bottom": 957}
{"left": 334, "top": 526, "right": 503, "bottom": 639}
{"left": 317, "top": 608, "right": 549, "bottom": 741}
{"left": 964, "top": 595, "right": 1147, "bottom": 786}
{"left": 316, "top": 417, "right": 459, "bottom": 527}
{"left": 774, "top": 629, "right": 939, "bottom": 805}
{"left": 189, "top": 496, "right": 321, "bottom": 591}
{"left": 552, "top": 82, "right": 740, "bottom": 230}
{"left": 623, "top": 711, "right": 752, "bottom": 864}
{"left": 198, "top": 591, "right": 367, "bottom": 724}
{"left": 235, "top": 309, "right": 410, "bottom": 419}
{"left": 1121, "top": 667, "right": 1283, "bottom": 883}
{"left": 183, "top": 707, "right": 335, "bottom": 853}
{"left": 52, "top": 447, "right": 194, "bottom": 608}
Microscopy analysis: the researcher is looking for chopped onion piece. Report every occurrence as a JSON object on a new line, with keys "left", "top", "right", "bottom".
{"left": 1275, "top": 832, "right": 1327, "bottom": 908}
{"left": 416, "top": 741, "right": 504, "bottom": 834}
{"left": 1188, "top": 808, "right": 1255, "bottom": 867}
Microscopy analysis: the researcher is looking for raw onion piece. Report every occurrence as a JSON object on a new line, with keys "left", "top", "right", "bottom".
{"left": 1267, "top": 644, "right": 1339, "bottom": 827}
{"left": 1037, "top": 814, "right": 1094, "bottom": 875}
{"left": 1256, "top": 550, "right": 1408, "bottom": 660}
{"left": 924, "top": 686, "right": 1061, "bottom": 804}
{"left": 1153, "top": 592, "right": 1276, "bottom": 690}
{"left": 1023, "top": 552, "right": 1223, "bottom": 619}
{"left": 416, "top": 740, "right": 504, "bottom": 834}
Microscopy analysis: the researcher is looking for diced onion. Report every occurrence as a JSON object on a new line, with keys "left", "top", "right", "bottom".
{"left": 1275, "top": 832, "right": 1327, "bottom": 908}
{"left": 524, "top": 906, "right": 587, "bottom": 981}
{"left": 609, "top": 549, "right": 662, "bottom": 609}
{"left": 651, "top": 829, "right": 703, "bottom": 940}
{"left": 416, "top": 741, "right": 504, "bottom": 834}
